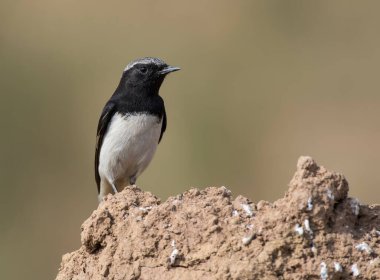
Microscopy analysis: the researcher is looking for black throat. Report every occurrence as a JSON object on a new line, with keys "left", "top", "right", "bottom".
{"left": 109, "top": 75, "right": 165, "bottom": 117}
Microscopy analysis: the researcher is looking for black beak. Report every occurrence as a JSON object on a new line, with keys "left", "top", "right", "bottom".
{"left": 158, "top": 65, "right": 181, "bottom": 75}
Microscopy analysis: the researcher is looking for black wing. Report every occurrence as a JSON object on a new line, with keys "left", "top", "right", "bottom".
{"left": 95, "top": 102, "right": 116, "bottom": 193}
{"left": 159, "top": 108, "right": 166, "bottom": 143}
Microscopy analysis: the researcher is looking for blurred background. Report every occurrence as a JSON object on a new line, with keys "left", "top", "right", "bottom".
{"left": 1, "top": 0, "right": 380, "bottom": 279}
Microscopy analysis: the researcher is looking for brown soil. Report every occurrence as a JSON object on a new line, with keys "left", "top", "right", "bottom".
{"left": 56, "top": 157, "right": 380, "bottom": 279}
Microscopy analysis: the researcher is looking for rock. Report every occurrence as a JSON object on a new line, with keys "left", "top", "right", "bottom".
{"left": 56, "top": 157, "right": 380, "bottom": 280}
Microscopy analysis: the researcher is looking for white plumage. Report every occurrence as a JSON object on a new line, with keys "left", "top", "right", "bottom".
{"left": 98, "top": 113, "right": 162, "bottom": 200}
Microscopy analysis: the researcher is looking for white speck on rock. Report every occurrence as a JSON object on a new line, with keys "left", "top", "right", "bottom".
{"left": 232, "top": 209, "right": 239, "bottom": 217}
{"left": 138, "top": 206, "right": 152, "bottom": 213}
{"left": 355, "top": 242, "right": 373, "bottom": 254}
{"left": 320, "top": 262, "right": 328, "bottom": 280}
{"left": 350, "top": 198, "right": 360, "bottom": 216}
{"left": 241, "top": 204, "right": 253, "bottom": 217}
{"left": 172, "top": 199, "right": 181, "bottom": 205}
{"left": 334, "top": 262, "right": 342, "bottom": 272}
{"left": 242, "top": 234, "right": 255, "bottom": 246}
{"left": 220, "top": 186, "right": 231, "bottom": 195}
{"left": 327, "top": 189, "right": 334, "bottom": 200}
{"left": 304, "top": 219, "right": 313, "bottom": 234}
{"left": 169, "top": 248, "right": 179, "bottom": 265}
{"left": 307, "top": 197, "right": 313, "bottom": 211}
{"left": 311, "top": 245, "right": 317, "bottom": 255}
{"left": 351, "top": 263, "right": 360, "bottom": 277}
{"left": 295, "top": 224, "right": 304, "bottom": 236}
{"left": 169, "top": 240, "right": 179, "bottom": 265}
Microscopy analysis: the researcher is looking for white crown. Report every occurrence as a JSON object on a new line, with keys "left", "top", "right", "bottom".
{"left": 124, "top": 57, "right": 166, "bottom": 72}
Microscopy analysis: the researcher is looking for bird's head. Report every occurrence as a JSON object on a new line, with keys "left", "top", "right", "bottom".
{"left": 120, "top": 57, "right": 180, "bottom": 94}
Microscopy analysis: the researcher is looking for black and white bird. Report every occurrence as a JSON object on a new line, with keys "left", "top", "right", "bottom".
{"left": 95, "top": 57, "right": 180, "bottom": 201}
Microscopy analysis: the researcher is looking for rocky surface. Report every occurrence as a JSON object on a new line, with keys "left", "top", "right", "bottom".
{"left": 56, "top": 157, "right": 380, "bottom": 279}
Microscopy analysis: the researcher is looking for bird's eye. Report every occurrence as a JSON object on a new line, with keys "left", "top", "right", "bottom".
{"left": 139, "top": 67, "right": 148, "bottom": 74}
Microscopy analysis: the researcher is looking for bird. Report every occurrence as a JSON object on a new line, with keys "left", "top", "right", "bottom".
{"left": 95, "top": 57, "right": 180, "bottom": 201}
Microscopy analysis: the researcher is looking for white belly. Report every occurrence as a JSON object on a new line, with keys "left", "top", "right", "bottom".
{"left": 98, "top": 113, "right": 162, "bottom": 186}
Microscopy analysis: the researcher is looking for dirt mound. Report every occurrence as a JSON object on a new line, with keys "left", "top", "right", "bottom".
{"left": 56, "top": 157, "right": 380, "bottom": 279}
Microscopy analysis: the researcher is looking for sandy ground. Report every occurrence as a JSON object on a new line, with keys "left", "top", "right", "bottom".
{"left": 56, "top": 157, "right": 379, "bottom": 279}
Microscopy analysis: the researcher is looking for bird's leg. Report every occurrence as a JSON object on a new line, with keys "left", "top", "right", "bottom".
{"left": 111, "top": 182, "right": 118, "bottom": 194}
{"left": 130, "top": 175, "right": 137, "bottom": 186}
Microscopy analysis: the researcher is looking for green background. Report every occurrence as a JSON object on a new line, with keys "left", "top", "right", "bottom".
{"left": 1, "top": 1, "right": 380, "bottom": 279}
